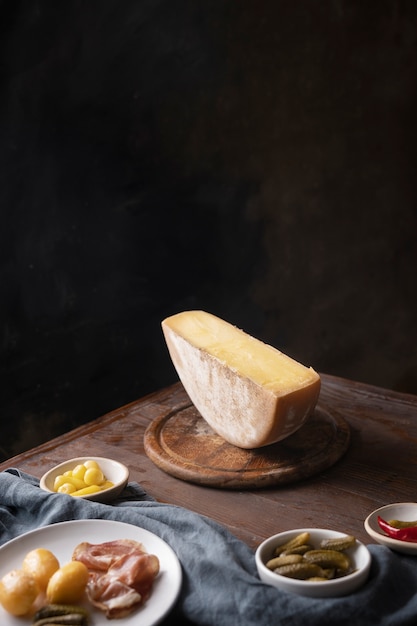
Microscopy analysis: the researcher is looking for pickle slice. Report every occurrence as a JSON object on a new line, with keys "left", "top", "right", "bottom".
{"left": 32, "top": 605, "right": 89, "bottom": 626}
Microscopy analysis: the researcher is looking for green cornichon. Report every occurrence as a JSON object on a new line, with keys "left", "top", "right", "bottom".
{"left": 303, "top": 549, "right": 351, "bottom": 572}
{"left": 387, "top": 519, "right": 417, "bottom": 529}
{"left": 320, "top": 535, "right": 356, "bottom": 551}
{"left": 273, "top": 562, "right": 324, "bottom": 580}
{"left": 266, "top": 554, "right": 303, "bottom": 570}
{"left": 266, "top": 533, "right": 357, "bottom": 581}
{"left": 32, "top": 604, "right": 90, "bottom": 626}
{"left": 32, "top": 618, "right": 88, "bottom": 626}
{"left": 273, "top": 532, "right": 311, "bottom": 556}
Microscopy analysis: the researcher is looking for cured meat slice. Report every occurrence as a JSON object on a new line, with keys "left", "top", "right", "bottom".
{"left": 87, "top": 574, "right": 142, "bottom": 619}
{"left": 73, "top": 539, "right": 160, "bottom": 619}
{"left": 73, "top": 539, "right": 144, "bottom": 571}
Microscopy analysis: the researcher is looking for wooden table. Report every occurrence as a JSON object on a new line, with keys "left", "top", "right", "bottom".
{"left": 1, "top": 373, "right": 416, "bottom": 549}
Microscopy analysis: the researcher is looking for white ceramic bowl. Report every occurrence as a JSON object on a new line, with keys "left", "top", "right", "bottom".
{"left": 364, "top": 502, "right": 417, "bottom": 555}
{"left": 40, "top": 456, "right": 129, "bottom": 503}
{"left": 255, "top": 528, "right": 371, "bottom": 598}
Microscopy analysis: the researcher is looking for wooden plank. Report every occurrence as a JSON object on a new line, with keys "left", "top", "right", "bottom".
{"left": 1, "top": 375, "right": 417, "bottom": 550}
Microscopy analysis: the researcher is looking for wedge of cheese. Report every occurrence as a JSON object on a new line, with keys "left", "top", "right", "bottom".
{"left": 161, "top": 310, "right": 321, "bottom": 449}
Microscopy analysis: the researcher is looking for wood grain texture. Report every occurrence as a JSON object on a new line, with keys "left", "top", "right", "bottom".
{"left": 1, "top": 374, "right": 417, "bottom": 551}
{"left": 144, "top": 403, "right": 350, "bottom": 488}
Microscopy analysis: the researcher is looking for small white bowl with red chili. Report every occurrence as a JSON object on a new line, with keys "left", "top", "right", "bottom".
{"left": 255, "top": 528, "right": 371, "bottom": 598}
{"left": 365, "top": 502, "right": 417, "bottom": 555}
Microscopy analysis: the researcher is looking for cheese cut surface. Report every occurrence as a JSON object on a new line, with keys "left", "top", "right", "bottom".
{"left": 161, "top": 310, "right": 321, "bottom": 449}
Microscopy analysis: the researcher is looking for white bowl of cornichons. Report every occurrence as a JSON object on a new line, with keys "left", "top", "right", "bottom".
{"left": 255, "top": 528, "right": 371, "bottom": 598}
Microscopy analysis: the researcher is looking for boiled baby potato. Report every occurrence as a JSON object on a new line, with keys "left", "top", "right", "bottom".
{"left": 22, "top": 547, "right": 60, "bottom": 591}
{"left": 0, "top": 568, "right": 39, "bottom": 616}
{"left": 53, "top": 459, "right": 113, "bottom": 497}
{"left": 46, "top": 560, "right": 89, "bottom": 604}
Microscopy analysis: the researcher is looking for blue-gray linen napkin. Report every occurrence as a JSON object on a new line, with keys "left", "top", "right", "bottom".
{"left": 1, "top": 469, "right": 416, "bottom": 626}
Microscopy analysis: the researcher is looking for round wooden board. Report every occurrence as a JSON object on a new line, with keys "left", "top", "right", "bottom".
{"left": 144, "top": 403, "right": 350, "bottom": 489}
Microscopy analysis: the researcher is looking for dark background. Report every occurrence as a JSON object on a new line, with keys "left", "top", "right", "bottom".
{"left": 1, "top": 1, "right": 416, "bottom": 460}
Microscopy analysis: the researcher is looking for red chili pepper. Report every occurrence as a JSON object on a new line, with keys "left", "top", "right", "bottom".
{"left": 377, "top": 516, "right": 417, "bottom": 543}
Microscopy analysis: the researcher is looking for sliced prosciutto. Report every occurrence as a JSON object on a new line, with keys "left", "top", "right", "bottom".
{"left": 72, "top": 539, "right": 160, "bottom": 619}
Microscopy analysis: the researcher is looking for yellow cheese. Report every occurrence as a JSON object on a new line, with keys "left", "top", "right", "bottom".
{"left": 161, "top": 310, "right": 321, "bottom": 448}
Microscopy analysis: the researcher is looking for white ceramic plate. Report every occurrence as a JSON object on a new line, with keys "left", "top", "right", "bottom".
{"left": 0, "top": 519, "right": 182, "bottom": 626}
{"left": 364, "top": 502, "right": 417, "bottom": 555}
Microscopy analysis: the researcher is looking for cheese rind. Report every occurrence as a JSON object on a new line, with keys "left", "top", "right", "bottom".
{"left": 161, "top": 310, "right": 321, "bottom": 449}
